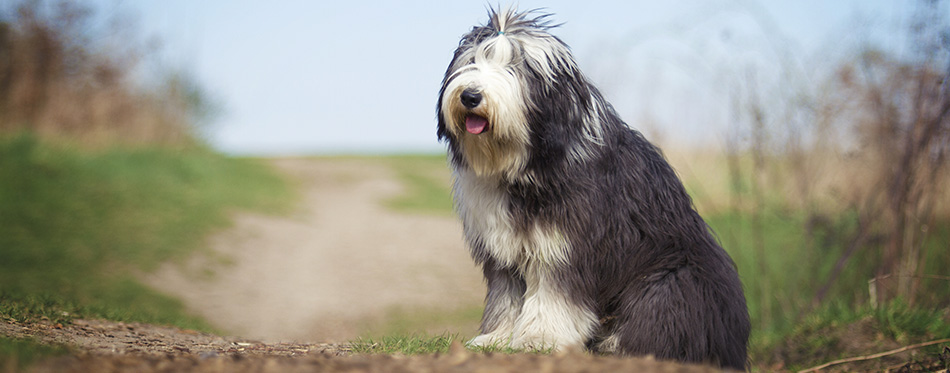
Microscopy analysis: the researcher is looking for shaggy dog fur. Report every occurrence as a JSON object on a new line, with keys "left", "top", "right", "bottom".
{"left": 436, "top": 8, "right": 750, "bottom": 370}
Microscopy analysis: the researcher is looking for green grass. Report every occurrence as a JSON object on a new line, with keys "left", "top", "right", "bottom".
{"left": 705, "top": 208, "right": 950, "bottom": 360}
{"left": 763, "top": 301, "right": 950, "bottom": 370}
{"left": 0, "top": 337, "right": 70, "bottom": 370}
{"left": 465, "top": 340, "right": 558, "bottom": 355}
{"left": 350, "top": 333, "right": 556, "bottom": 355}
{"left": 359, "top": 305, "right": 482, "bottom": 338}
{"left": 351, "top": 333, "right": 459, "bottom": 355}
{"left": 0, "top": 134, "right": 293, "bottom": 329}
{"left": 382, "top": 154, "right": 454, "bottom": 215}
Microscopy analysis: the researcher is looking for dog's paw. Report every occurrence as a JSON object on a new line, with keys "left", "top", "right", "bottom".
{"left": 509, "top": 331, "right": 586, "bottom": 353}
{"left": 466, "top": 333, "right": 509, "bottom": 349}
{"left": 509, "top": 334, "right": 557, "bottom": 351}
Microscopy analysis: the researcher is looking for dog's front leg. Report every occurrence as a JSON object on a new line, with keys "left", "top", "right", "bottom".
{"left": 509, "top": 264, "right": 597, "bottom": 351}
{"left": 468, "top": 262, "right": 525, "bottom": 348}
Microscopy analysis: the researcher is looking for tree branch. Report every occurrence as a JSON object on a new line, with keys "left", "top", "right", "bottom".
{"left": 797, "top": 338, "right": 950, "bottom": 372}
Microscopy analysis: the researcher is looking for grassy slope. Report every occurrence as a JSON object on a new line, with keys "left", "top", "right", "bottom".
{"left": 0, "top": 134, "right": 292, "bottom": 330}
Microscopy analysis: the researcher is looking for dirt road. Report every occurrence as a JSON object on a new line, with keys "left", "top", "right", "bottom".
{"left": 144, "top": 157, "right": 485, "bottom": 342}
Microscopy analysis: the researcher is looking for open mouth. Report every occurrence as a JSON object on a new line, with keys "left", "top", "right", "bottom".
{"left": 465, "top": 114, "right": 490, "bottom": 135}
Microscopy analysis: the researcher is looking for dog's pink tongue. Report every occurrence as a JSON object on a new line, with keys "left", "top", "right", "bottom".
{"left": 465, "top": 115, "right": 489, "bottom": 134}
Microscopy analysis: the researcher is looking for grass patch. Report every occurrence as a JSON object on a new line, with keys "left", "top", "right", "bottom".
{"left": 761, "top": 301, "right": 950, "bottom": 371}
{"left": 0, "top": 134, "right": 292, "bottom": 329}
{"left": 465, "top": 340, "right": 558, "bottom": 355}
{"left": 699, "top": 186, "right": 950, "bottom": 368}
{"left": 382, "top": 154, "right": 454, "bottom": 216}
{"left": 0, "top": 337, "right": 70, "bottom": 370}
{"left": 358, "top": 305, "right": 482, "bottom": 338}
{"left": 705, "top": 209, "right": 950, "bottom": 354}
{"left": 350, "top": 333, "right": 556, "bottom": 355}
{"left": 351, "top": 333, "right": 458, "bottom": 355}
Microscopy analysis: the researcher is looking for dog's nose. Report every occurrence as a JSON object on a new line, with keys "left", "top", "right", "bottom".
{"left": 460, "top": 89, "right": 482, "bottom": 109}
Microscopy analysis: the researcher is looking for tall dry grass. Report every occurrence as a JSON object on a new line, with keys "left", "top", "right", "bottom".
{"left": 719, "top": 0, "right": 950, "bottom": 319}
{"left": 0, "top": 0, "right": 211, "bottom": 146}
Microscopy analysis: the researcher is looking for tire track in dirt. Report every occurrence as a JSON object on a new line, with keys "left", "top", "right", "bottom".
{"left": 143, "top": 158, "right": 484, "bottom": 342}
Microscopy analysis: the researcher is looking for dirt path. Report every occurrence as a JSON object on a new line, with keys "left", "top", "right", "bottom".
{"left": 143, "top": 157, "right": 485, "bottom": 342}
{"left": 0, "top": 318, "right": 340, "bottom": 358}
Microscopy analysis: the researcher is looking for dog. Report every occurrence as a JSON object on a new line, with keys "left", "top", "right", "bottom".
{"left": 436, "top": 8, "right": 750, "bottom": 370}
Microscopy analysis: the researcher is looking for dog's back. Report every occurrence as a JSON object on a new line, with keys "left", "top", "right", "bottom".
{"left": 517, "top": 105, "right": 750, "bottom": 369}
{"left": 597, "top": 134, "right": 750, "bottom": 367}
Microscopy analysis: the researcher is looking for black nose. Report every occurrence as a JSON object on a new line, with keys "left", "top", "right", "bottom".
{"left": 460, "top": 89, "right": 482, "bottom": 109}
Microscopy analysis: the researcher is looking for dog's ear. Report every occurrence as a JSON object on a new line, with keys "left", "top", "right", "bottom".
{"left": 437, "top": 39, "right": 466, "bottom": 144}
{"left": 522, "top": 62, "right": 594, "bottom": 172}
{"left": 436, "top": 78, "right": 450, "bottom": 142}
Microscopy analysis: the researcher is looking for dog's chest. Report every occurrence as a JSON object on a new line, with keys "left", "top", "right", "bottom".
{"left": 454, "top": 173, "right": 569, "bottom": 270}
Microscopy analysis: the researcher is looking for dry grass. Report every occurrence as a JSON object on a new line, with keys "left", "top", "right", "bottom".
{"left": 666, "top": 147, "right": 950, "bottom": 218}
{"left": 0, "top": 0, "right": 210, "bottom": 146}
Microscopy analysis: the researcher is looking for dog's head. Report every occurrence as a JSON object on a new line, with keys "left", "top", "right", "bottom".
{"left": 437, "top": 8, "right": 603, "bottom": 179}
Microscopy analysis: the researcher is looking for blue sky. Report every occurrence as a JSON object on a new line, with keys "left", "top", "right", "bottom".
{"left": 104, "top": 1, "right": 917, "bottom": 154}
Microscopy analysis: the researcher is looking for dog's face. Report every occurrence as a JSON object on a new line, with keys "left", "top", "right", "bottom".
{"left": 437, "top": 9, "right": 591, "bottom": 178}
